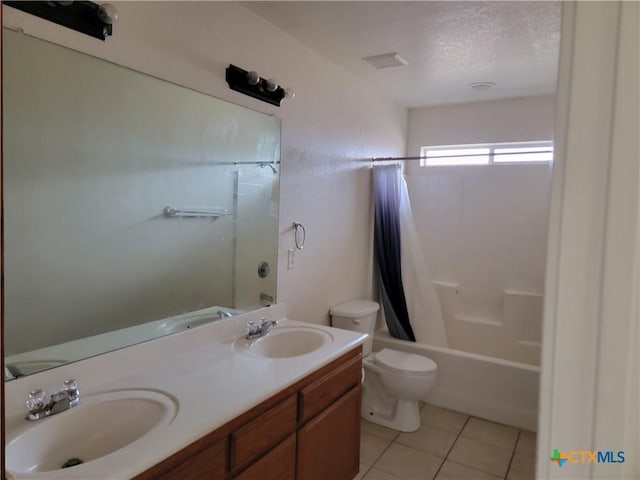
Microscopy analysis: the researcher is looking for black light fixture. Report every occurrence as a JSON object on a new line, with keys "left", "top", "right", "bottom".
{"left": 3, "top": 1, "right": 117, "bottom": 41}
{"left": 226, "top": 64, "right": 292, "bottom": 107}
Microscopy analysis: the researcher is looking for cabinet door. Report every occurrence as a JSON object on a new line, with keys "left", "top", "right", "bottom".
{"left": 297, "top": 385, "right": 361, "bottom": 480}
{"left": 233, "top": 433, "right": 296, "bottom": 480}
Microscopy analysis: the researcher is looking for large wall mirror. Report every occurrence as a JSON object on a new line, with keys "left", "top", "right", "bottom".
{"left": 3, "top": 29, "right": 280, "bottom": 380}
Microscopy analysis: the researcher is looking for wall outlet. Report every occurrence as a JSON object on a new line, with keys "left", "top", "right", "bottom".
{"left": 288, "top": 249, "right": 296, "bottom": 269}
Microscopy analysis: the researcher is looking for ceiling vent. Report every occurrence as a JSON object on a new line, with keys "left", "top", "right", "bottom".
{"left": 362, "top": 52, "right": 408, "bottom": 69}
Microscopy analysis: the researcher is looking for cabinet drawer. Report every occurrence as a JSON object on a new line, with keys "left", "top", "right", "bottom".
{"left": 156, "top": 436, "right": 226, "bottom": 480}
{"left": 299, "top": 352, "right": 362, "bottom": 423}
{"left": 233, "top": 433, "right": 296, "bottom": 480}
{"left": 230, "top": 394, "right": 297, "bottom": 471}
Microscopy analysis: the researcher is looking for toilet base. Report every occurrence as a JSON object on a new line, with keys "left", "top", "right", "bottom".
{"left": 361, "top": 398, "right": 421, "bottom": 432}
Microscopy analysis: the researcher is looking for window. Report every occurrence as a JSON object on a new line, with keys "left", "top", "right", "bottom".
{"left": 419, "top": 141, "right": 553, "bottom": 167}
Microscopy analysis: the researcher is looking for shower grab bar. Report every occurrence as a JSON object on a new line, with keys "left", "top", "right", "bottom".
{"left": 163, "top": 206, "right": 231, "bottom": 219}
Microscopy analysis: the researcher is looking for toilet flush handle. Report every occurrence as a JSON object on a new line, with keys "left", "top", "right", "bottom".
{"left": 352, "top": 319, "right": 360, "bottom": 324}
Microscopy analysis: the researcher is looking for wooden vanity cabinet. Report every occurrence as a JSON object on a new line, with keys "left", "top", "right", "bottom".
{"left": 134, "top": 346, "right": 362, "bottom": 480}
{"left": 297, "top": 385, "right": 361, "bottom": 480}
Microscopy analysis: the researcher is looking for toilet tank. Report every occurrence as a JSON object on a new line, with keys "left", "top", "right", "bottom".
{"left": 330, "top": 300, "right": 380, "bottom": 355}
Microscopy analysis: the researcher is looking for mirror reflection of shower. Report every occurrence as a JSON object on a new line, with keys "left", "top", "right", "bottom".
{"left": 260, "top": 162, "right": 278, "bottom": 174}
{"left": 2, "top": 28, "right": 281, "bottom": 378}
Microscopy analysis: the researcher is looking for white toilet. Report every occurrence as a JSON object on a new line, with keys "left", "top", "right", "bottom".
{"left": 330, "top": 300, "right": 437, "bottom": 432}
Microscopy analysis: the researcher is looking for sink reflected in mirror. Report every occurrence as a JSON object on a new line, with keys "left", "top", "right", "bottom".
{"left": 6, "top": 389, "right": 178, "bottom": 477}
{"left": 234, "top": 326, "right": 334, "bottom": 358}
{"left": 157, "top": 308, "right": 242, "bottom": 335}
{"left": 5, "top": 360, "right": 66, "bottom": 380}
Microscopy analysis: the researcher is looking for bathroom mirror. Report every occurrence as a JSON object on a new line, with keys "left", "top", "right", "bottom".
{"left": 2, "top": 29, "right": 280, "bottom": 379}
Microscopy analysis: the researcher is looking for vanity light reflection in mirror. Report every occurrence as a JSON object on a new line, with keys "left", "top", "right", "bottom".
{"left": 2, "top": 28, "right": 281, "bottom": 380}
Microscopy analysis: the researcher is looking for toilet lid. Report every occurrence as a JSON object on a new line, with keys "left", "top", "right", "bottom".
{"left": 374, "top": 348, "right": 437, "bottom": 374}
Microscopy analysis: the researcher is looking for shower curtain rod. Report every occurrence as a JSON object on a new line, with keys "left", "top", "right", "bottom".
{"left": 214, "top": 160, "right": 280, "bottom": 166}
{"left": 372, "top": 150, "right": 552, "bottom": 162}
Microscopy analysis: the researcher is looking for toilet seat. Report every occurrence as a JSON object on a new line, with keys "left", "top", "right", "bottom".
{"left": 371, "top": 348, "right": 437, "bottom": 376}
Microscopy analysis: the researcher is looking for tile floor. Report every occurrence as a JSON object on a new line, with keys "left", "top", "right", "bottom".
{"left": 356, "top": 404, "right": 536, "bottom": 480}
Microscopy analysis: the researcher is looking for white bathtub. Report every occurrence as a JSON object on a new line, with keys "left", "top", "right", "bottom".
{"left": 372, "top": 331, "right": 539, "bottom": 431}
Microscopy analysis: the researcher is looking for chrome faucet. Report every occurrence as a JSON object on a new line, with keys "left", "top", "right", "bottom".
{"left": 217, "top": 310, "right": 234, "bottom": 319}
{"left": 26, "top": 379, "right": 80, "bottom": 421}
{"left": 245, "top": 318, "right": 277, "bottom": 340}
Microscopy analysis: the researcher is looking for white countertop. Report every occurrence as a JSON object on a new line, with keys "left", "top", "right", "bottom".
{"left": 4, "top": 306, "right": 367, "bottom": 479}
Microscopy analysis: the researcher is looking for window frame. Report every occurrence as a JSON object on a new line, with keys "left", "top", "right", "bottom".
{"left": 419, "top": 141, "right": 554, "bottom": 167}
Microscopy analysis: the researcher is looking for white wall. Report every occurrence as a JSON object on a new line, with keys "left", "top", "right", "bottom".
{"left": 407, "top": 95, "right": 556, "bottom": 160}
{"left": 406, "top": 96, "right": 555, "bottom": 364}
{"left": 1, "top": 2, "right": 407, "bottom": 328}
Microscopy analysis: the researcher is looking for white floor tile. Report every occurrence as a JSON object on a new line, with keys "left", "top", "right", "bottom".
{"left": 460, "top": 417, "right": 519, "bottom": 450}
{"left": 435, "top": 460, "right": 503, "bottom": 480}
{"left": 359, "top": 407, "right": 534, "bottom": 480}
{"left": 421, "top": 404, "right": 469, "bottom": 434}
{"left": 374, "top": 443, "right": 443, "bottom": 479}
{"left": 362, "top": 419, "right": 401, "bottom": 441}
{"left": 448, "top": 436, "right": 513, "bottom": 477}
{"left": 363, "top": 467, "right": 400, "bottom": 480}
{"left": 354, "top": 463, "right": 372, "bottom": 480}
{"left": 361, "top": 432, "right": 393, "bottom": 466}
{"left": 507, "top": 452, "right": 536, "bottom": 480}
{"left": 515, "top": 430, "right": 537, "bottom": 457}
{"left": 396, "top": 424, "right": 458, "bottom": 457}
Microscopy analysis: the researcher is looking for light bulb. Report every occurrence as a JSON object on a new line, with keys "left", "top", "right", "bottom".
{"left": 265, "top": 78, "right": 278, "bottom": 93}
{"left": 246, "top": 71, "right": 260, "bottom": 86}
{"left": 98, "top": 3, "right": 118, "bottom": 24}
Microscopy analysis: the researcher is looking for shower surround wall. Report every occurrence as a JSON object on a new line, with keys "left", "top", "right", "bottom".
{"left": 406, "top": 95, "right": 555, "bottom": 365}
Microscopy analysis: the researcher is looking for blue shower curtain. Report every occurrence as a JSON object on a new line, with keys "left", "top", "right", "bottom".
{"left": 373, "top": 166, "right": 416, "bottom": 342}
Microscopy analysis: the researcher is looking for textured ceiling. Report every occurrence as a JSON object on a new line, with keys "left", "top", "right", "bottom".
{"left": 242, "top": 1, "right": 562, "bottom": 108}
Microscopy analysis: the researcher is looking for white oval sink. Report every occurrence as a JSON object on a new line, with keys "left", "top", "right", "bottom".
{"left": 157, "top": 315, "right": 219, "bottom": 335}
{"left": 235, "top": 326, "right": 334, "bottom": 358}
{"left": 6, "top": 360, "right": 66, "bottom": 377}
{"left": 157, "top": 308, "right": 241, "bottom": 335}
{"left": 6, "top": 389, "right": 177, "bottom": 476}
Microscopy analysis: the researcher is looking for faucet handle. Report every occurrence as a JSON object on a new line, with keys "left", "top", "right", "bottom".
{"left": 246, "top": 321, "right": 257, "bottom": 335}
{"left": 62, "top": 379, "right": 79, "bottom": 396}
{"left": 26, "top": 389, "right": 47, "bottom": 411}
{"left": 61, "top": 379, "right": 80, "bottom": 408}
